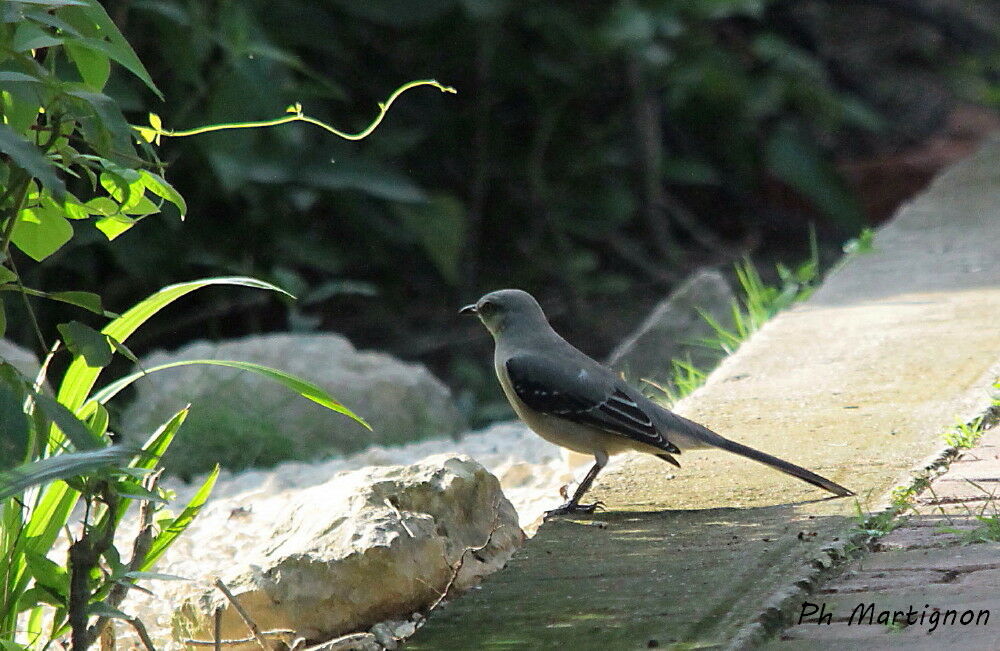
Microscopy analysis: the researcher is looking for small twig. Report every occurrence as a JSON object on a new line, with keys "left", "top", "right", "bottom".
{"left": 428, "top": 501, "right": 503, "bottom": 612}
{"left": 384, "top": 498, "right": 415, "bottom": 538}
{"left": 213, "top": 578, "right": 271, "bottom": 650}
{"left": 214, "top": 606, "right": 222, "bottom": 651}
{"left": 122, "top": 614, "right": 156, "bottom": 651}
{"left": 183, "top": 630, "right": 295, "bottom": 647}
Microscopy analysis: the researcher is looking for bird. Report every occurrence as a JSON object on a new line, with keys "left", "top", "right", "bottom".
{"left": 460, "top": 288, "right": 853, "bottom": 516}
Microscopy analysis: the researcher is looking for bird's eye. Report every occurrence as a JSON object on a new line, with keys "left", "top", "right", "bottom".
{"left": 479, "top": 301, "right": 496, "bottom": 315}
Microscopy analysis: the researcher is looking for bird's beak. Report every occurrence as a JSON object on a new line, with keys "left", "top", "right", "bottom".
{"left": 459, "top": 303, "right": 478, "bottom": 315}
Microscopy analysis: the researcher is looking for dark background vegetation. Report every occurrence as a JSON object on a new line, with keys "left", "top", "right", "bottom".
{"left": 5, "top": 0, "right": 999, "bottom": 426}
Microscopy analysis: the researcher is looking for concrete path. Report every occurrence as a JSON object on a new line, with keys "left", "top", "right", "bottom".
{"left": 409, "top": 136, "right": 1000, "bottom": 649}
{"left": 774, "top": 421, "right": 1000, "bottom": 649}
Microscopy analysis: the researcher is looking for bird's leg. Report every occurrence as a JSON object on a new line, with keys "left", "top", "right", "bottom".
{"left": 546, "top": 459, "right": 606, "bottom": 517}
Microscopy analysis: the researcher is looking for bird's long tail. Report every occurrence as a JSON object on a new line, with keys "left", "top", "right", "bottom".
{"left": 666, "top": 413, "right": 854, "bottom": 497}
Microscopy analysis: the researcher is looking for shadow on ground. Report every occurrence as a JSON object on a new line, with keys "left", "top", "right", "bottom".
{"left": 410, "top": 504, "right": 855, "bottom": 649}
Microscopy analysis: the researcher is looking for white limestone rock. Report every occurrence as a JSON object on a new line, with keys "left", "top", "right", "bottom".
{"left": 120, "top": 333, "right": 467, "bottom": 476}
{"left": 607, "top": 268, "right": 736, "bottom": 385}
{"left": 171, "top": 455, "right": 523, "bottom": 647}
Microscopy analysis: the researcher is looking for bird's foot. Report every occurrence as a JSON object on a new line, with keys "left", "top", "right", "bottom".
{"left": 544, "top": 500, "right": 605, "bottom": 518}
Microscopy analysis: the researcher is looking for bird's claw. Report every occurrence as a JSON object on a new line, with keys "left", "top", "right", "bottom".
{"left": 544, "top": 500, "right": 606, "bottom": 518}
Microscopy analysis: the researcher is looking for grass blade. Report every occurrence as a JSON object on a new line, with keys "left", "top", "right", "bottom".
{"left": 88, "top": 359, "right": 370, "bottom": 429}
{"left": 140, "top": 465, "right": 219, "bottom": 571}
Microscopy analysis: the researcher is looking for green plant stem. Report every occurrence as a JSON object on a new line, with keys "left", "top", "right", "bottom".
{"left": 145, "top": 79, "right": 456, "bottom": 141}
{"left": 7, "top": 255, "right": 48, "bottom": 354}
{"left": 0, "top": 173, "right": 31, "bottom": 261}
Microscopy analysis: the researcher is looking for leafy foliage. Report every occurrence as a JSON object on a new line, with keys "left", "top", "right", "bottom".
{"left": 1, "top": 2, "right": 424, "bottom": 645}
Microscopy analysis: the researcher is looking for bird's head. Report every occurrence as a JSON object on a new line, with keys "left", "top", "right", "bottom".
{"left": 460, "top": 289, "right": 548, "bottom": 337}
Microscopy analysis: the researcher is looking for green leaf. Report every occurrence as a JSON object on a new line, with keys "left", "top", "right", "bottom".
{"left": 3, "top": 287, "right": 111, "bottom": 316}
{"left": 25, "top": 552, "right": 69, "bottom": 600}
{"left": 46, "top": 291, "right": 108, "bottom": 316}
{"left": 58, "top": 320, "right": 113, "bottom": 368}
{"left": 100, "top": 169, "right": 144, "bottom": 210}
{"left": 133, "top": 408, "right": 188, "bottom": 471}
{"left": 85, "top": 196, "right": 120, "bottom": 217}
{"left": 140, "top": 465, "right": 218, "bottom": 571}
{"left": 139, "top": 170, "right": 186, "bottom": 217}
{"left": 95, "top": 214, "right": 137, "bottom": 240}
{"left": 0, "top": 266, "right": 17, "bottom": 284}
{"left": 86, "top": 403, "right": 109, "bottom": 437}
{"left": 123, "top": 570, "right": 187, "bottom": 581}
{"left": 114, "top": 478, "right": 167, "bottom": 503}
{"left": 0, "top": 382, "right": 30, "bottom": 471}
{"left": 10, "top": 206, "right": 74, "bottom": 262}
{"left": 108, "top": 337, "right": 139, "bottom": 363}
{"left": 64, "top": 89, "right": 134, "bottom": 158}
{"left": 59, "top": 1, "right": 162, "bottom": 98}
{"left": 11, "top": 23, "right": 62, "bottom": 52}
{"left": 0, "top": 72, "right": 44, "bottom": 84}
{"left": 0, "top": 123, "right": 66, "bottom": 199}
{"left": 34, "top": 393, "right": 104, "bottom": 450}
{"left": 122, "top": 195, "right": 159, "bottom": 216}
{"left": 65, "top": 40, "right": 111, "bottom": 90}
{"left": 56, "top": 277, "right": 295, "bottom": 414}
{"left": 86, "top": 601, "right": 129, "bottom": 619}
{"left": 89, "top": 359, "right": 370, "bottom": 429}
{"left": 0, "top": 446, "right": 133, "bottom": 500}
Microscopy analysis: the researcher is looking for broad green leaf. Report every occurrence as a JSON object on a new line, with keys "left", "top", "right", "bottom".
{"left": 46, "top": 291, "right": 108, "bottom": 316}
{"left": 85, "top": 196, "right": 120, "bottom": 216}
{"left": 122, "top": 195, "right": 159, "bottom": 216}
{"left": 11, "top": 23, "right": 62, "bottom": 52}
{"left": 0, "top": 72, "right": 44, "bottom": 84}
{"left": 95, "top": 214, "right": 137, "bottom": 240}
{"left": 139, "top": 170, "right": 187, "bottom": 217}
{"left": 0, "top": 266, "right": 17, "bottom": 284}
{"left": 56, "top": 277, "right": 294, "bottom": 414}
{"left": 41, "top": 191, "right": 90, "bottom": 220}
{"left": 65, "top": 40, "right": 111, "bottom": 90}
{"left": 89, "top": 359, "right": 370, "bottom": 429}
{"left": 34, "top": 393, "right": 104, "bottom": 450}
{"left": 57, "top": 321, "right": 113, "bottom": 368}
{"left": 140, "top": 465, "right": 218, "bottom": 571}
{"left": 59, "top": 1, "right": 162, "bottom": 98}
{"left": 0, "top": 123, "right": 66, "bottom": 199}
{"left": 0, "top": 383, "right": 30, "bottom": 471}
{"left": 15, "top": 586, "right": 62, "bottom": 613}
{"left": 100, "top": 170, "right": 144, "bottom": 210}
{"left": 25, "top": 552, "right": 68, "bottom": 599}
{"left": 64, "top": 89, "right": 134, "bottom": 157}
{"left": 0, "top": 446, "right": 133, "bottom": 500}
{"left": 10, "top": 206, "right": 74, "bottom": 262}
{"left": 3, "top": 287, "right": 110, "bottom": 316}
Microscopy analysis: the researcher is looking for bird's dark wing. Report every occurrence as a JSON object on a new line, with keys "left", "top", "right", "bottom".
{"left": 506, "top": 354, "right": 680, "bottom": 454}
